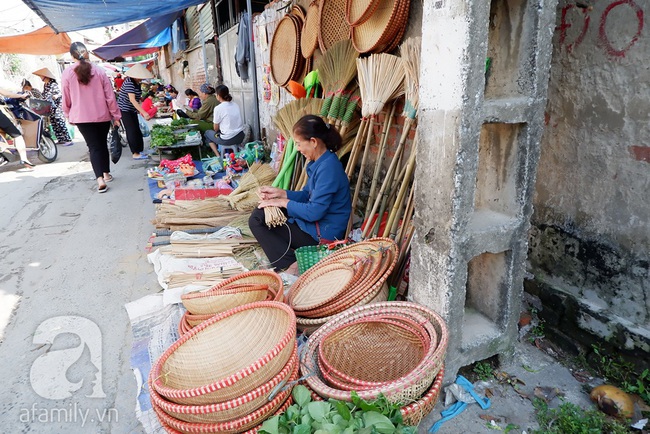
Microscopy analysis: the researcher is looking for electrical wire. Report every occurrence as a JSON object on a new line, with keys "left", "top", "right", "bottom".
{"left": 267, "top": 222, "right": 292, "bottom": 267}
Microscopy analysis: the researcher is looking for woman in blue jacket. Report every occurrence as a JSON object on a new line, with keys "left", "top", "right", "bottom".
{"left": 249, "top": 115, "right": 351, "bottom": 271}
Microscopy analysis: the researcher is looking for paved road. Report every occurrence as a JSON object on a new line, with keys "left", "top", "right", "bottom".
{"left": 0, "top": 139, "right": 157, "bottom": 433}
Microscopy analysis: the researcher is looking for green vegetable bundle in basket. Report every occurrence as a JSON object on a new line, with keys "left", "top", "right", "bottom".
{"left": 295, "top": 241, "right": 347, "bottom": 275}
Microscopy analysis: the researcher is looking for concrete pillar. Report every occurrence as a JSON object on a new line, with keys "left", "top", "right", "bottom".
{"left": 410, "top": 0, "right": 559, "bottom": 380}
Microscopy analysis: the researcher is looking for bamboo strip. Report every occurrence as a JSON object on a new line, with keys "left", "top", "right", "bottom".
{"left": 365, "top": 103, "right": 397, "bottom": 218}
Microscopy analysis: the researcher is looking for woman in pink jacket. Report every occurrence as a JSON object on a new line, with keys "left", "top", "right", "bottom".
{"left": 62, "top": 42, "right": 121, "bottom": 193}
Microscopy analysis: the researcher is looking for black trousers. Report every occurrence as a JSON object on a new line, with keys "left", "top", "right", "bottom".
{"left": 76, "top": 122, "right": 111, "bottom": 178}
{"left": 248, "top": 207, "right": 318, "bottom": 270}
{"left": 120, "top": 110, "right": 143, "bottom": 154}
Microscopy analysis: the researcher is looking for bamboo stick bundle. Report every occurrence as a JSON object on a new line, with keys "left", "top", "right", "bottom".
{"left": 166, "top": 267, "right": 245, "bottom": 288}
{"left": 361, "top": 38, "right": 421, "bottom": 240}
{"left": 169, "top": 238, "right": 258, "bottom": 258}
{"left": 264, "top": 206, "right": 287, "bottom": 227}
{"left": 154, "top": 212, "right": 246, "bottom": 229}
{"left": 168, "top": 225, "right": 216, "bottom": 231}
{"left": 315, "top": 40, "right": 359, "bottom": 125}
{"left": 346, "top": 53, "right": 405, "bottom": 235}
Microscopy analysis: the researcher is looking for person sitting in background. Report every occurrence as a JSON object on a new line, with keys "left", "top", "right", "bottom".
{"left": 204, "top": 85, "right": 244, "bottom": 158}
{"left": 176, "top": 84, "right": 218, "bottom": 132}
{"left": 0, "top": 88, "right": 35, "bottom": 169}
{"left": 140, "top": 92, "right": 158, "bottom": 119}
{"left": 168, "top": 88, "right": 181, "bottom": 111}
{"left": 21, "top": 79, "right": 43, "bottom": 99}
{"left": 184, "top": 88, "right": 201, "bottom": 111}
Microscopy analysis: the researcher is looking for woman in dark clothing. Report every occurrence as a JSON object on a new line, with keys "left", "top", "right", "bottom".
{"left": 117, "top": 64, "right": 153, "bottom": 160}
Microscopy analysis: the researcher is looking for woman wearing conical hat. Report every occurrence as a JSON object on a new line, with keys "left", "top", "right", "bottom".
{"left": 117, "top": 63, "right": 153, "bottom": 160}
{"left": 33, "top": 67, "right": 73, "bottom": 147}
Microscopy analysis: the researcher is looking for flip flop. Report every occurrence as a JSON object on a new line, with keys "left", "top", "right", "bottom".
{"left": 98, "top": 184, "right": 108, "bottom": 193}
{"left": 104, "top": 174, "right": 114, "bottom": 182}
{"left": 133, "top": 155, "right": 149, "bottom": 160}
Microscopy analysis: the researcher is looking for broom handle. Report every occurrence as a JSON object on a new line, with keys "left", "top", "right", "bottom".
{"left": 395, "top": 184, "right": 415, "bottom": 245}
{"left": 388, "top": 171, "right": 414, "bottom": 240}
{"left": 365, "top": 103, "right": 396, "bottom": 219}
{"left": 383, "top": 141, "right": 417, "bottom": 238}
{"left": 347, "top": 115, "right": 376, "bottom": 235}
{"left": 361, "top": 117, "right": 413, "bottom": 238}
{"left": 345, "top": 118, "right": 368, "bottom": 177}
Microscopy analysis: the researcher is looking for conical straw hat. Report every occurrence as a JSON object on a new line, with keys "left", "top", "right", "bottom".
{"left": 32, "top": 67, "right": 56, "bottom": 80}
{"left": 124, "top": 63, "right": 153, "bottom": 80}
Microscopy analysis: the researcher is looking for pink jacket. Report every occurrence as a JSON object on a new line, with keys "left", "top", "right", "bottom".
{"left": 61, "top": 63, "right": 121, "bottom": 124}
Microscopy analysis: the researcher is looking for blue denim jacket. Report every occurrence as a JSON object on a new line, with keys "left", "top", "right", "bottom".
{"left": 286, "top": 150, "right": 351, "bottom": 241}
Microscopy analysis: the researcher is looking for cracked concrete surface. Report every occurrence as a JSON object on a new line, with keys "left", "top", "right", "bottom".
{"left": 0, "top": 141, "right": 158, "bottom": 433}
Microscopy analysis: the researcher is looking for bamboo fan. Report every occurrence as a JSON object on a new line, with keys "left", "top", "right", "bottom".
{"left": 315, "top": 40, "right": 359, "bottom": 126}
{"left": 345, "top": 54, "right": 405, "bottom": 236}
{"left": 362, "top": 37, "right": 421, "bottom": 239}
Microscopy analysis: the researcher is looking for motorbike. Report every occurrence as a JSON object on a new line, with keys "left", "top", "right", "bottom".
{"left": 0, "top": 96, "right": 58, "bottom": 164}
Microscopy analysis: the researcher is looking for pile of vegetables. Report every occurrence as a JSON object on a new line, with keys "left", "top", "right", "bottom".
{"left": 259, "top": 385, "right": 416, "bottom": 434}
{"left": 170, "top": 118, "right": 191, "bottom": 128}
{"left": 151, "top": 124, "right": 175, "bottom": 148}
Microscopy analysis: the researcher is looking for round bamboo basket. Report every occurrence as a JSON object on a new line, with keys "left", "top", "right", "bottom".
{"left": 376, "top": 0, "right": 410, "bottom": 52}
{"left": 296, "top": 281, "right": 389, "bottom": 334}
{"left": 300, "top": 302, "right": 448, "bottom": 403}
{"left": 301, "top": 0, "right": 321, "bottom": 58}
{"left": 346, "top": 0, "right": 381, "bottom": 26}
{"left": 150, "top": 345, "right": 298, "bottom": 424}
{"left": 317, "top": 312, "right": 436, "bottom": 390}
{"left": 152, "top": 302, "right": 296, "bottom": 405}
{"left": 351, "top": 0, "right": 401, "bottom": 53}
{"left": 181, "top": 284, "right": 270, "bottom": 315}
{"left": 290, "top": 263, "right": 359, "bottom": 311}
{"left": 318, "top": 0, "right": 350, "bottom": 52}
{"left": 153, "top": 386, "right": 294, "bottom": 433}
{"left": 271, "top": 16, "right": 300, "bottom": 86}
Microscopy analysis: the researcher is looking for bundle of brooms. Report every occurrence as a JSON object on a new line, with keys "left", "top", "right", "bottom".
{"left": 345, "top": 53, "right": 405, "bottom": 235}
{"left": 362, "top": 37, "right": 421, "bottom": 241}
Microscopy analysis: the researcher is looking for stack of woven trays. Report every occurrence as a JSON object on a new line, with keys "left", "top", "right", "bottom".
{"left": 347, "top": 0, "right": 411, "bottom": 53}
{"left": 179, "top": 270, "right": 284, "bottom": 334}
{"left": 288, "top": 238, "right": 398, "bottom": 334}
{"left": 301, "top": 301, "right": 448, "bottom": 425}
{"left": 270, "top": 9, "right": 308, "bottom": 87}
{"left": 149, "top": 301, "right": 298, "bottom": 433}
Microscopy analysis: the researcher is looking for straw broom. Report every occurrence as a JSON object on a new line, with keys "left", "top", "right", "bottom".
{"left": 346, "top": 53, "right": 405, "bottom": 235}
{"left": 316, "top": 40, "right": 359, "bottom": 125}
{"left": 362, "top": 38, "right": 421, "bottom": 239}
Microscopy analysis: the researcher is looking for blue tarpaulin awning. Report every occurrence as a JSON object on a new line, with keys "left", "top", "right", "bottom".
{"left": 92, "top": 12, "right": 180, "bottom": 60}
{"left": 21, "top": 0, "right": 207, "bottom": 33}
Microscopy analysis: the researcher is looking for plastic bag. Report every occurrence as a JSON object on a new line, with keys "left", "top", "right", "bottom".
{"left": 110, "top": 125, "right": 123, "bottom": 164}
{"left": 138, "top": 114, "right": 150, "bottom": 137}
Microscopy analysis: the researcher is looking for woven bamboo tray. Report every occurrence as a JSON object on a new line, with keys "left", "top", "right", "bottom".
{"left": 346, "top": 0, "right": 381, "bottom": 26}
{"left": 182, "top": 284, "right": 270, "bottom": 315}
{"left": 318, "top": 0, "right": 350, "bottom": 52}
{"left": 290, "top": 262, "right": 359, "bottom": 311}
{"left": 351, "top": 0, "right": 401, "bottom": 53}
{"left": 301, "top": 0, "right": 321, "bottom": 58}
{"left": 152, "top": 302, "right": 296, "bottom": 405}
{"left": 317, "top": 313, "right": 435, "bottom": 390}
{"left": 153, "top": 383, "right": 294, "bottom": 433}
{"left": 296, "top": 281, "right": 389, "bottom": 334}
{"left": 271, "top": 15, "right": 300, "bottom": 86}
{"left": 150, "top": 345, "right": 298, "bottom": 424}
{"left": 376, "top": 0, "right": 410, "bottom": 52}
{"left": 300, "top": 302, "right": 448, "bottom": 403}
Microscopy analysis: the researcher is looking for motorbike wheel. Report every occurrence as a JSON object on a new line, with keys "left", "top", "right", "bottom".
{"left": 38, "top": 135, "right": 58, "bottom": 163}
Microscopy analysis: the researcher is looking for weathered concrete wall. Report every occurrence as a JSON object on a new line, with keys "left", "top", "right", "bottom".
{"left": 529, "top": 0, "right": 650, "bottom": 358}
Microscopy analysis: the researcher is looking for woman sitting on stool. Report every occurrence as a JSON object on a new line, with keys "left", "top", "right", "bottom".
{"left": 204, "top": 85, "right": 245, "bottom": 158}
